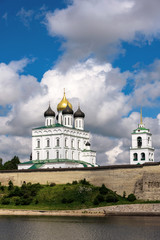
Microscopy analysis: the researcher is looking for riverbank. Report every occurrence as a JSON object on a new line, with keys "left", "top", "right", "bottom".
{"left": 0, "top": 204, "right": 160, "bottom": 217}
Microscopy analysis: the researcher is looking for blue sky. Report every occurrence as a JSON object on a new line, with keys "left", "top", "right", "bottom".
{"left": 1, "top": 0, "right": 160, "bottom": 164}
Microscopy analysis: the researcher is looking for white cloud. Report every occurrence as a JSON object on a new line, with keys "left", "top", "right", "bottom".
{"left": 45, "top": 0, "right": 160, "bottom": 69}
{"left": 16, "top": 8, "right": 34, "bottom": 27}
{"left": 0, "top": 57, "right": 160, "bottom": 165}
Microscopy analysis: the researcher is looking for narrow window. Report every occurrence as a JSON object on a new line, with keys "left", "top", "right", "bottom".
{"left": 65, "top": 138, "right": 67, "bottom": 147}
{"left": 137, "top": 137, "right": 142, "bottom": 147}
{"left": 79, "top": 120, "right": 81, "bottom": 128}
{"left": 37, "top": 140, "right": 40, "bottom": 148}
{"left": 65, "top": 150, "right": 68, "bottom": 159}
{"left": 57, "top": 138, "right": 60, "bottom": 147}
{"left": 65, "top": 117, "right": 66, "bottom": 125}
{"left": 72, "top": 151, "right": 74, "bottom": 160}
{"left": 71, "top": 139, "right": 74, "bottom": 148}
{"left": 56, "top": 151, "right": 59, "bottom": 159}
{"left": 47, "top": 151, "right": 49, "bottom": 159}
{"left": 133, "top": 153, "right": 138, "bottom": 161}
{"left": 141, "top": 152, "right": 145, "bottom": 160}
{"left": 37, "top": 152, "right": 39, "bottom": 160}
{"left": 47, "top": 119, "right": 48, "bottom": 126}
{"left": 78, "top": 140, "right": 80, "bottom": 149}
{"left": 68, "top": 117, "right": 70, "bottom": 125}
{"left": 47, "top": 139, "right": 50, "bottom": 147}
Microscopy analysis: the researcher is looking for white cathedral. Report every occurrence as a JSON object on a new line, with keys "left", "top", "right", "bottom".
{"left": 18, "top": 91, "right": 97, "bottom": 170}
{"left": 130, "top": 110, "right": 154, "bottom": 165}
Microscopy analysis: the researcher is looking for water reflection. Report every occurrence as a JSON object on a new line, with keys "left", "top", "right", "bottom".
{"left": 0, "top": 216, "right": 160, "bottom": 240}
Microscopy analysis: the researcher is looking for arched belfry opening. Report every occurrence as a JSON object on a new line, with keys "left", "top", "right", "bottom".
{"left": 137, "top": 136, "right": 142, "bottom": 148}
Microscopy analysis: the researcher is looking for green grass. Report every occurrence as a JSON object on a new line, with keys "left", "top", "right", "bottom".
{"left": 0, "top": 180, "right": 159, "bottom": 211}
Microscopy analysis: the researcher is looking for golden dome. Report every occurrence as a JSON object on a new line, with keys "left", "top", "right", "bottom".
{"left": 57, "top": 90, "right": 72, "bottom": 111}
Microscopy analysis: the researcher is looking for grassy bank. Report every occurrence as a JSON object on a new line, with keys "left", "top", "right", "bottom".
{"left": 0, "top": 180, "right": 159, "bottom": 210}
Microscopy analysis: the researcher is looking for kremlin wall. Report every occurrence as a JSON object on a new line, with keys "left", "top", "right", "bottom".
{"left": 1, "top": 162, "right": 160, "bottom": 201}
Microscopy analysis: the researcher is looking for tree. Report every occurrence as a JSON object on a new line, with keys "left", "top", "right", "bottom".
{"left": 3, "top": 156, "right": 20, "bottom": 170}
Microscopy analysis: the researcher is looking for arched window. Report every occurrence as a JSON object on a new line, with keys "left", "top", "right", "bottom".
{"left": 65, "top": 150, "right": 68, "bottom": 159}
{"left": 68, "top": 117, "right": 70, "bottom": 125}
{"left": 47, "top": 119, "right": 48, "bottom": 126}
{"left": 78, "top": 140, "right": 80, "bottom": 149}
{"left": 65, "top": 138, "right": 67, "bottom": 147}
{"left": 65, "top": 117, "right": 66, "bottom": 125}
{"left": 71, "top": 118, "right": 72, "bottom": 125}
{"left": 137, "top": 137, "right": 142, "bottom": 147}
{"left": 37, "top": 151, "right": 39, "bottom": 160}
{"left": 141, "top": 152, "right": 145, "bottom": 160}
{"left": 46, "top": 151, "right": 49, "bottom": 159}
{"left": 133, "top": 153, "right": 138, "bottom": 161}
{"left": 79, "top": 120, "right": 81, "bottom": 128}
{"left": 37, "top": 140, "right": 40, "bottom": 148}
{"left": 71, "top": 139, "right": 74, "bottom": 148}
{"left": 50, "top": 119, "right": 52, "bottom": 125}
{"left": 47, "top": 139, "right": 50, "bottom": 147}
{"left": 57, "top": 138, "right": 60, "bottom": 147}
{"left": 56, "top": 151, "right": 59, "bottom": 159}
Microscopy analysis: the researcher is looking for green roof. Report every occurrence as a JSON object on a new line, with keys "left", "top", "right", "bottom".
{"left": 82, "top": 149, "right": 96, "bottom": 152}
{"left": 132, "top": 127, "right": 150, "bottom": 134}
{"left": 19, "top": 159, "right": 95, "bottom": 168}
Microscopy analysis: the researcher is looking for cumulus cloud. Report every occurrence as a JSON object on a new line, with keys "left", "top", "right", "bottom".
{"left": 45, "top": 0, "right": 160, "bottom": 69}
{"left": 0, "top": 57, "right": 160, "bottom": 165}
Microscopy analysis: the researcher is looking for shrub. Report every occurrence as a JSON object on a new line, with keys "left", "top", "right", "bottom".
{"left": 93, "top": 194, "right": 105, "bottom": 205}
{"left": 106, "top": 193, "right": 118, "bottom": 203}
{"left": 8, "top": 180, "right": 14, "bottom": 191}
{"left": 127, "top": 194, "right": 136, "bottom": 202}
{"left": 0, "top": 186, "right": 4, "bottom": 191}
{"left": 96, "top": 194, "right": 105, "bottom": 202}
{"left": 79, "top": 178, "right": 90, "bottom": 185}
{"left": 99, "top": 184, "right": 109, "bottom": 195}
{"left": 62, "top": 198, "right": 67, "bottom": 204}
{"left": 50, "top": 183, "right": 56, "bottom": 187}
{"left": 20, "top": 197, "right": 32, "bottom": 205}
{"left": 61, "top": 198, "right": 74, "bottom": 204}
{"left": 123, "top": 191, "right": 126, "bottom": 198}
{"left": 1, "top": 197, "right": 10, "bottom": 205}
{"left": 72, "top": 181, "right": 78, "bottom": 185}
{"left": 13, "top": 197, "right": 21, "bottom": 205}
{"left": 93, "top": 198, "right": 99, "bottom": 205}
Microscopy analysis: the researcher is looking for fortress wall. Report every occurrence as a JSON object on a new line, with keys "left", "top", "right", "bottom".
{"left": 0, "top": 163, "right": 160, "bottom": 200}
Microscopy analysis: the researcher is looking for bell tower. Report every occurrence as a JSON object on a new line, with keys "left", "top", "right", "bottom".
{"left": 130, "top": 109, "right": 154, "bottom": 164}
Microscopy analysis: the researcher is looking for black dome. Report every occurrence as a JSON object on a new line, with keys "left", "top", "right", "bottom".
{"left": 62, "top": 105, "right": 73, "bottom": 115}
{"left": 44, "top": 105, "right": 55, "bottom": 117}
{"left": 74, "top": 106, "right": 85, "bottom": 118}
{"left": 85, "top": 142, "right": 91, "bottom": 146}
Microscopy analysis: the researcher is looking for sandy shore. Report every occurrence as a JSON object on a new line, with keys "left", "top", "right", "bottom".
{"left": 0, "top": 204, "right": 160, "bottom": 217}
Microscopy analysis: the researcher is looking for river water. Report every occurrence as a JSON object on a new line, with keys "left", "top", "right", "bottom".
{"left": 0, "top": 216, "right": 160, "bottom": 240}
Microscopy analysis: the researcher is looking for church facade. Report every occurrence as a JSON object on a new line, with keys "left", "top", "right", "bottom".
{"left": 18, "top": 91, "right": 97, "bottom": 170}
{"left": 130, "top": 110, "right": 154, "bottom": 165}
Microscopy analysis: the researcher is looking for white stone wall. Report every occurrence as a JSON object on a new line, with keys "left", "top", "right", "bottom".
{"left": 32, "top": 126, "right": 92, "bottom": 162}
